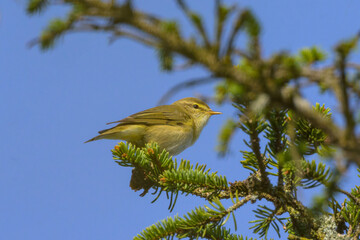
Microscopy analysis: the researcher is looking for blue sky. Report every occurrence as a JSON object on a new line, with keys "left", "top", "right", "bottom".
{"left": 1, "top": 1, "right": 360, "bottom": 239}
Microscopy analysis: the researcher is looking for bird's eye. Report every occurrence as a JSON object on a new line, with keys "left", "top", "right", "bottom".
{"left": 193, "top": 104, "right": 199, "bottom": 109}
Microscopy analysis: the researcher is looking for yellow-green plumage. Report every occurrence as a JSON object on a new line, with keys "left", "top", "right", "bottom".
{"left": 85, "top": 97, "right": 221, "bottom": 156}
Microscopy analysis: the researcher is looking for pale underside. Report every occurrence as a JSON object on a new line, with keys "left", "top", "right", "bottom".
{"left": 105, "top": 124, "right": 194, "bottom": 156}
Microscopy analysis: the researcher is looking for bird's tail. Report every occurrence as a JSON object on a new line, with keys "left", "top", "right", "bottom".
{"left": 84, "top": 125, "right": 118, "bottom": 143}
{"left": 84, "top": 135, "right": 105, "bottom": 143}
{"left": 84, "top": 125, "right": 141, "bottom": 143}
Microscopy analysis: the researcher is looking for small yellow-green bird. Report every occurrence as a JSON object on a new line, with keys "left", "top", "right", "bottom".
{"left": 85, "top": 97, "right": 221, "bottom": 156}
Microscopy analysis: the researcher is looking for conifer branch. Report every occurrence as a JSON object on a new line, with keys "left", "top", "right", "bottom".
{"left": 113, "top": 142, "right": 230, "bottom": 200}
{"left": 114, "top": 142, "right": 320, "bottom": 222}
{"left": 159, "top": 168, "right": 229, "bottom": 200}
{"left": 193, "top": 225, "right": 252, "bottom": 240}
{"left": 249, "top": 205, "right": 285, "bottom": 238}
{"left": 299, "top": 160, "right": 332, "bottom": 189}
{"left": 135, "top": 196, "right": 252, "bottom": 239}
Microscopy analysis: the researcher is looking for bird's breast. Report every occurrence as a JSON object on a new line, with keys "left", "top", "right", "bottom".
{"left": 144, "top": 124, "right": 194, "bottom": 156}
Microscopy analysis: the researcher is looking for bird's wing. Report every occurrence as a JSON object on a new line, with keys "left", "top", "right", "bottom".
{"left": 100, "top": 105, "right": 191, "bottom": 133}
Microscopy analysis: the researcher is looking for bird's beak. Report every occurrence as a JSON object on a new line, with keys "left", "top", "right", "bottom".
{"left": 209, "top": 110, "right": 222, "bottom": 115}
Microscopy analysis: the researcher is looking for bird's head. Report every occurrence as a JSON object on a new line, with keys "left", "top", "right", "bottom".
{"left": 173, "top": 97, "right": 221, "bottom": 130}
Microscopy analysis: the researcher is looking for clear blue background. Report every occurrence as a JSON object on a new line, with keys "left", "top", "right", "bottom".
{"left": 1, "top": 1, "right": 360, "bottom": 239}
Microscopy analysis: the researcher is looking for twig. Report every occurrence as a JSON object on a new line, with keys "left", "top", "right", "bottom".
{"left": 233, "top": 49, "right": 251, "bottom": 59}
{"left": 176, "top": 0, "right": 211, "bottom": 49}
{"left": 338, "top": 56, "right": 356, "bottom": 140}
{"left": 249, "top": 127, "right": 269, "bottom": 185}
{"left": 157, "top": 75, "right": 220, "bottom": 105}
{"left": 347, "top": 62, "right": 360, "bottom": 71}
{"left": 288, "top": 234, "right": 313, "bottom": 240}
{"left": 214, "top": 0, "right": 222, "bottom": 56}
{"left": 173, "top": 60, "right": 195, "bottom": 71}
{"left": 335, "top": 187, "right": 360, "bottom": 207}
{"left": 224, "top": 9, "right": 247, "bottom": 57}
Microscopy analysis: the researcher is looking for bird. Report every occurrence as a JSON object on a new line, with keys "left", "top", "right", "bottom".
{"left": 85, "top": 97, "right": 221, "bottom": 193}
{"left": 85, "top": 97, "right": 221, "bottom": 156}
